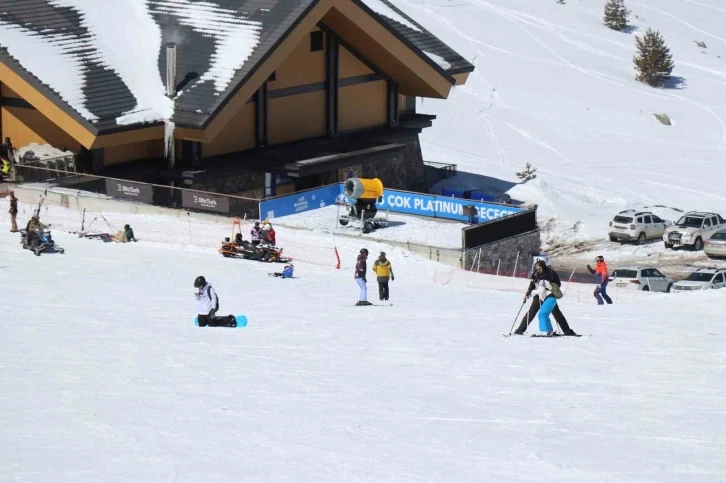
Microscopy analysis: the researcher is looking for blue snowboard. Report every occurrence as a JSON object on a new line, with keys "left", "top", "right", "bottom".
{"left": 194, "top": 315, "right": 248, "bottom": 328}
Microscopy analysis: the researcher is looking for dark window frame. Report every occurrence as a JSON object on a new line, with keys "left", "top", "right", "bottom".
{"left": 310, "top": 31, "right": 324, "bottom": 52}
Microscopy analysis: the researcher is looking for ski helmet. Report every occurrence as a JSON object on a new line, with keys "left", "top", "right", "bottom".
{"left": 194, "top": 276, "right": 206, "bottom": 288}
{"left": 360, "top": 248, "right": 369, "bottom": 255}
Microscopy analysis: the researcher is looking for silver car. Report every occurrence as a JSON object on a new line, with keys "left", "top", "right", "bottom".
{"left": 704, "top": 229, "right": 726, "bottom": 259}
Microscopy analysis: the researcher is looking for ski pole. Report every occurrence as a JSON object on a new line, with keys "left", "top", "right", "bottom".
{"left": 507, "top": 300, "right": 527, "bottom": 335}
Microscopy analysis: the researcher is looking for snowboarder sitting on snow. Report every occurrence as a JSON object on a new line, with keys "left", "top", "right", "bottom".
{"left": 194, "top": 276, "right": 236, "bottom": 327}
{"left": 251, "top": 221, "right": 262, "bottom": 246}
{"left": 354, "top": 248, "right": 372, "bottom": 306}
{"left": 114, "top": 224, "right": 136, "bottom": 243}
{"left": 372, "top": 252, "right": 394, "bottom": 301}
{"left": 517, "top": 263, "right": 577, "bottom": 336}
{"left": 272, "top": 264, "right": 294, "bottom": 278}
{"left": 587, "top": 255, "right": 613, "bottom": 305}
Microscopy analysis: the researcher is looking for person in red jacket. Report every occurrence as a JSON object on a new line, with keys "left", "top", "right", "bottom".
{"left": 587, "top": 255, "right": 613, "bottom": 305}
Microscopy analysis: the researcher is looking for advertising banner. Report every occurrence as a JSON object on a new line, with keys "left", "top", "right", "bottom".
{"left": 105, "top": 178, "right": 153, "bottom": 203}
{"left": 375, "top": 190, "right": 523, "bottom": 223}
{"left": 181, "top": 190, "right": 230, "bottom": 214}
{"left": 259, "top": 184, "right": 342, "bottom": 220}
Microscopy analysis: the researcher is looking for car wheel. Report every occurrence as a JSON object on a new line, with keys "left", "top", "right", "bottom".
{"left": 609, "top": 236, "right": 618, "bottom": 242}
{"left": 666, "top": 283, "right": 673, "bottom": 293}
{"left": 338, "top": 218, "right": 349, "bottom": 226}
{"left": 642, "top": 285, "right": 650, "bottom": 292}
{"left": 637, "top": 232, "right": 646, "bottom": 245}
{"left": 664, "top": 242, "right": 673, "bottom": 249}
{"left": 693, "top": 238, "right": 704, "bottom": 251}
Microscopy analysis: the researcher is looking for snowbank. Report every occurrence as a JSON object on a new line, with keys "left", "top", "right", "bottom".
{"left": 271, "top": 204, "right": 465, "bottom": 249}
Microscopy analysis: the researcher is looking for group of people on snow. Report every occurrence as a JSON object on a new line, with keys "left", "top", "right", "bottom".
{"left": 250, "top": 220, "right": 276, "bottom": 246}
{"left": 354, "top": 248, "right": 395, "bottom": 306}
{"left": 515, "top": 255, "right": 613, "bottom": 336}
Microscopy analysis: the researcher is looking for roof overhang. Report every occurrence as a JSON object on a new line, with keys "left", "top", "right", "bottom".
{"left": 284, "top": 143, "right": 405, "bottom": 178}
{"left": 1, "top": 0, "right": 469, "bottom": 148}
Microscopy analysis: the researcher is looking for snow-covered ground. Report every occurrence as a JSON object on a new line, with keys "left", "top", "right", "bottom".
{"left": 273, "top": 205, "right": 466, "bottom": 249}
{"left": 1, "top": 202, "right": 726, "bottom": 482}
{"left": 391, "top": 0, "right": 726, "bottom": 255}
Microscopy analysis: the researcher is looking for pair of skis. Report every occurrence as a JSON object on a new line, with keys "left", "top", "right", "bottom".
{"left": 502, "top": 332, "right": 589, "bottom": 338}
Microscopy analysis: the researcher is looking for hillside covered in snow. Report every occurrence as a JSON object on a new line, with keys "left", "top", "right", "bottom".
{"left": 394, "top": 0, "right": 726, "bottom": 249}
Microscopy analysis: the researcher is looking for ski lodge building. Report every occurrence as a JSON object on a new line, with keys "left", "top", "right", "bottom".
{"left": 0, "top": 0, "right": 473, "bottom": 201}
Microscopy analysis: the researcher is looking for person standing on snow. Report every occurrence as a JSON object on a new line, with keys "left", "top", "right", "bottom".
{"left": 372, "top": 251, "right": 394, "bottom": 301}
{"left": 530, "top": 260, "right": 560, "bottom": 336}
{"left": 8, "top": 190, "right": 18, "bottom": 232}
{"left": 354, "top": 248, "right": 372, "bottom": 306}
{"left": 517, "top": 263, "right": 577, "bottom": 336}
{"left": 587, "top": 255, "right": 613, "bottom": 305}
{"left": 250, "top": 221, "right": 262, "bottom": 246}
{"left": 194, "top": 276, "right": 236, "bottom": 327}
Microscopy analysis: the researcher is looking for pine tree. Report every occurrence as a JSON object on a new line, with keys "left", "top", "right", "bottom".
{"left": 633, "top": 28, "right": 675, "bottom": 87}
{"left": 603, "top": 0, "right": 630, "bottom": 31}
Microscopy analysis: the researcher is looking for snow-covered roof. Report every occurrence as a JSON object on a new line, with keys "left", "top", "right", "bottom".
{"left": 0, "top": 0, "right": 473, "bottom": 133}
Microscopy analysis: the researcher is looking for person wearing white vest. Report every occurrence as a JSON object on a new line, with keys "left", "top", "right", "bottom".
{"left": 194, "top": 276, "right": 236, "bottom": 327}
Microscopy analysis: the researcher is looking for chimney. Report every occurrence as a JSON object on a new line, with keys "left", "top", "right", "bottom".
{"left": 165, "top": 42, "right": 177, "bottom": 97}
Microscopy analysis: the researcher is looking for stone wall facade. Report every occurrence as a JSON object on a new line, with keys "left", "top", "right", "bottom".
{"left": 462, "top": 230, "right": 541, "bottom": 277}
{"left": 361, "top": 134, "right": 427, "bottom": 192}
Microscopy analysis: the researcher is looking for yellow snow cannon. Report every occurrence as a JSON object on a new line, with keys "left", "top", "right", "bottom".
{"left": 338, "top": 177, "right": 388, "bottom": 234}
{"left": 343, "top": 177, "right": 384, "bottom": 202}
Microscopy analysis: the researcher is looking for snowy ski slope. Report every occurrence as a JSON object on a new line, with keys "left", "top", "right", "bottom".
{"left": 1, "top": 202, "right": 725, "bottom": 482}
{"left": 392, "top": 0, "right": 726, "bottom": 249}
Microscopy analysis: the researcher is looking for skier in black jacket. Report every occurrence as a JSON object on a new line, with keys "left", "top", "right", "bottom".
{"left": 515, "top": 263, "right": 578, "bottom": 336}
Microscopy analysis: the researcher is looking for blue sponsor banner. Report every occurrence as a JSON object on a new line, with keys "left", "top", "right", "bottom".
{"left": 259, "top": 183, "right": 342, "bottom": 220}
{"left": 377, "top": 189, "right": 522, "bottom": 222}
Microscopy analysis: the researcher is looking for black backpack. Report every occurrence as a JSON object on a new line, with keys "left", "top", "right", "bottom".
{"left": 207, "top": 286, "right": 219, "bottom": 312}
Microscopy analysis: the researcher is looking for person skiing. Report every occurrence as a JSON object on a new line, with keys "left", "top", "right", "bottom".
{"left": 8, "top": 190, "right": 18, "bottom": 232}
{"left": 529, "top": 260, "right": 560, "bottom": 336}
{"left": 372, "top": 251, "right": 394, "bottom": 301}
{"left": 193, "top": 276, "right": 236, "bottom": 327}
{"left": 587, "top": 255, "right": 613, "bottom": 305}
{"left": 250, "top": 221, "right": 262, "bottom": 246}
{"left": 517, "top": 263, "right": 577, "bottom": 336}
{"left": 354, "top": 248, "right": 372, "bottom": 306}
{"left": 272, "top": 264, "right": 294, "bottom": 278}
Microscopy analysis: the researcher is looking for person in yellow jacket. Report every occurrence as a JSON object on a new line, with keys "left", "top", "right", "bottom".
{"left": 372, "top": 251, "right": 395, "bottom": 301}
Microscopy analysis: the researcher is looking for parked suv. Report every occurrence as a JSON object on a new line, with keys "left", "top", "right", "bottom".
{"left": 663, "top": 212, "right": 726, "bottom": 251}
{"left": 608, "top": 266, "right": 674, "bottom": 292}
{"left": 672, "top": 267, "right": 726, "bottom": 291}
{"left": 608, "top": 210, "right": 672, "bottom": 244}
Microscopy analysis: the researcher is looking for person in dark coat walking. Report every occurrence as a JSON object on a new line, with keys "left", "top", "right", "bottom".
{"left": 8, "top": 190, "right": 18, "bottom": 232}
{"left": 516, "top": 262, "right": 578, "bottom": 336}
{"left": 354, "top": 248, "right": 371, "bottom": 306}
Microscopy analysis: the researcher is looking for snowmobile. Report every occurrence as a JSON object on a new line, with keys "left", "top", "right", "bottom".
{"left": 20, "top": 224, "right": 65, "bottom": 256}
{"left": 218, "top": 218, "right": 292, "bottom": 263}
{"left": 337, "top": 177, "right": 389, "bottom": 234}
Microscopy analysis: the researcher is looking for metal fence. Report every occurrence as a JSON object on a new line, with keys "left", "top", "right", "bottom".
{"left": 423, "top": 160, "right": 457, "bottom": 186}
{"left": 13, "top": 164, "right": 261, "bottom": 219}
